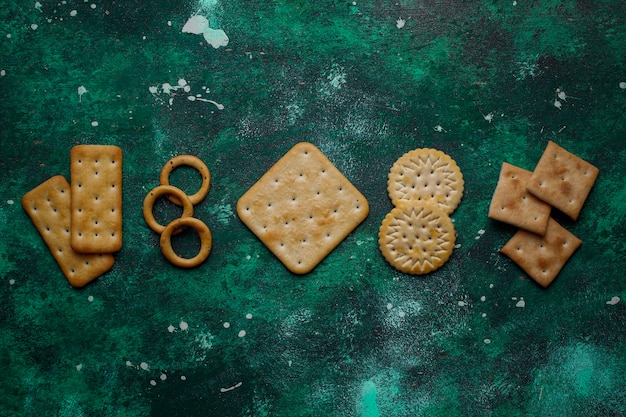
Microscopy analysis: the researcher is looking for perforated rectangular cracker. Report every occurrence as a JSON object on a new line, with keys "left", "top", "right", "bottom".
{"left": 22, "top": 176, "right": 115, "bottom": 287}
{"left": 70, "top": 144, "right": 123, "bottom": 253}
{"left": 237, "top": 142, "right": 369, "bottom": 274}
{"left": 526, "top": 141, "right": 599, "bottom": 220}
{"left": 500, "top": 217, "right": 582, "bottom": 288}
{"left": 488, "top": 162, "right": 551, "bottom": 235}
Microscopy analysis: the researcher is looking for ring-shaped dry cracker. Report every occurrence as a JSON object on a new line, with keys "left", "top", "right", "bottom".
{"left": 160, "top": 155, "right": 211, "bottom": 206}
{"left": 143, "top": 185, "right": 194, "bottom": 234}
{"left": 387, "top": 148, "right": 464, "bottom": 215}
{"left": 160, "top": 217, "right": 212, "bottom": 268}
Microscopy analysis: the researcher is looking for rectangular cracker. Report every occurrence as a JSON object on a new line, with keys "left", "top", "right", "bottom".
{"left": 22, "top": 176, "right": 115, "bottom": 287}
{"left": 488, "top": 162, "right": 551, "bottom": 235}
{"left": 526, "top": 141, "right": 599, "bottom": 220}
{"left": 70, "top": 144, "right": 123, "bottom": 253}
{"left": 500, "top": 218, "right": 582, "bottom": 288}
{"left": 237, "top": 142, "right": 369, "bottom": 274}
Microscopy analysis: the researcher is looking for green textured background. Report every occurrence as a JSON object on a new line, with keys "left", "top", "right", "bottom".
{"left": 1, "top": 0, "right": 625, "bottom": 416}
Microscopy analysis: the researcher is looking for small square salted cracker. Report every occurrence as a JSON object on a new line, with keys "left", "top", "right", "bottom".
{"left": 22, "top": 176, "right": 115, "bottom": 287}
{"left": 500, "top": 217, "right": 582, "bottom": 288}
{"left": 237, "top": 142, "right": 369, "bottom": 274}
{"left": 70, "top": 144, "right": 123, "bottom": 253}
{"left": 526, "top": 141, "right": 599, "bottom": 220}
{"left": 488, "top": 162, "right": 551, "bottom": 235}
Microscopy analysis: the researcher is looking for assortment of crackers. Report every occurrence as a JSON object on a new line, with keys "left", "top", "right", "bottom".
{"left": 379, "top": 148, "right": 464, "bottom": 275}
{"left": 22, "top": 138, "right": 596, "bottom": 289}
{"left": 23, "top": 145, "right": 122, "bottom": 287}
{"left": 489, "top": 141, "right": 598, "bottom": 287}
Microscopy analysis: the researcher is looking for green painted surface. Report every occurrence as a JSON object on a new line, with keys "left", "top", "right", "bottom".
{"left": 1, "top": 0, "right": 625, "bottom": 416}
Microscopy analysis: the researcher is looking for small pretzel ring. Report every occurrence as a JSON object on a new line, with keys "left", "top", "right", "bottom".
{"left": 143, "top": 185, "right": 194, "bottom": 234}
{"left": 160, "top": 217, "right": 212, "bottom": 268}
{"left": 160, "top": 155, "right": 211, "bottom": 206}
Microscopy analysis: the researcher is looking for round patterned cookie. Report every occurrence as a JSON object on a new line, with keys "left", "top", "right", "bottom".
{"left": 378, "top": 201, "right": 456, "bottom": 275}
{"left": 387, "top": 148, "right": 464, "bottom": 214}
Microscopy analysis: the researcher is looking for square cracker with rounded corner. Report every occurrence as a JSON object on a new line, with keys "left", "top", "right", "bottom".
{"left": 526, "top": 141, "right": 598, "bottom": 220}
{"left": 488, "top": 162, "right": 551, "bottom": 235}
{"left": 70, "top": 144, "right": 123, "bottom": 253}
{"left": 237, "top": 142, "right": 369, "bottom": 274}
{"left": 500, "top": 217, "right": 581, "bottom": 288}
{"left": 22, "top": 175, "right": 115, "bottom": 288}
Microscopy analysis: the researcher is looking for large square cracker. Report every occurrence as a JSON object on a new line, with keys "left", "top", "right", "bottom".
{"left": 70, "top": 144, "right": 123, "bottom": 253}
{"left": 488, "top": 162, "right": 551, "bottom": 235}
{"left": 22, "top": 176, "right": 115, "bottom": 287}
{"left": 500, "top": 218, "right": 582, "bottom": 288}
{"left": 526, "top": 141, "right": 599, "bottom": 220}
{"left": 237, "top": 142, "right": 369, "bottom": 274}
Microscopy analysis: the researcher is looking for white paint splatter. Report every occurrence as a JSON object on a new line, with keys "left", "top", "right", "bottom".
{"left": 182, "top": 14, "right": 229, "bottom": 49}
{"left": 125, "top": 360, "right": 133, "bottom": 367}
{"left": 35, "top": 1, "right": 43, "bottom": 12}
{"left": 516, "top": 298, "right": 526, "bottom": 308}
{"left": 167, "top": 325, "right": 177, "bottom": 333}
{"left": 483, "top": 338, "right": 492, "bottom": 344}
{"left": 220, "top": 381, "right": 242, "bottom": 393}
{"left": 179, "top": 321, "right": 189, "bottom": 331}
{"left": 0, "top": 70, "right": 5, "bottom": 77}
{"left": 160, "top": 373, "right": 167, "bottom": 381}
{"left": 150, "top": 79, "right": 223, "bottom": 110}
{"left": 182, "top": 15, "right": 209, "bottom": 34}
{"left": 77, "top": 86, "right": 88, "bottom": 102}
{"left": 91, "top": 121, "right": 99, "bottom": 127}
{"left": 223, "top": 322, "right": 230, "bottom": 328}
{"left": 140, "top": 362, "right": 149, "bottom": 370}
{"left": 87, "top": 295, "right": 94, "bottom": 302}
{"left": 180, "top": 375, "right": 187, "bottom": 381}
{"left": 31, "top": 24, "right": 39, "bottom": 30}
{"left": 619, "top": 82, "right": 626, "bottom": 89}
{"left": 606, "top": 296, "right": 620, "bottom": 305}
{"left": 9, "top": 279, "right": 15, "bottom": 285}
{"left": 396, "top": 18, "right": 406, "bottom": 29}
{"left": 70, "top": 10, "right": 77, "bottom": 17}
{"left": 434, "top": 125, "right": 446, "bottom": 133}
{"left": 553, "top": 99, "right": 562, "bottom": 110}
{"left": 75, "top": 364, "right": 83, "bottom": 371}
{"left": 483, "top": 112, "right": 494, "bottom": 123}
{"left": 458, "top": 301, "right": 468, "bottom": 307}
{"left": 149, "top": 380, "right": 157, "bottom": 386}
{"left": 238, "top": 330, "right": 246, "bottom": 338}
{"left": 245, "top": 313, "right": 253, "bottom": 319}
{"left": 386, "top": 303, "right": 393, "bottom": 310}
{"left": 480, "top": 296, "right": 486, "bottom": 302}
{"left": 7, "top": 199, "right": 14, "bottom": 205}
{"left": 398, "top": 311, "right": 406, "bottom": 318}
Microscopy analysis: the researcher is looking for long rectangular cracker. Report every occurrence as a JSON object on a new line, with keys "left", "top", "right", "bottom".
{"left": 22, "top": 176, "right": 115, "bottom": 287}
{"left": 488, "top": 162, "right": 551, "bottom": 235}
{"left": 500, "top": 218, "right": 582, "bottom": 288}
{"left": 237, "top": 142, "right": 369, "bottom": 274}
{"left": 526, "top": 141, "right": 599, "bottom": 220}
{"left": 70, "top": 144, "right": 123, "bottom": 253}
